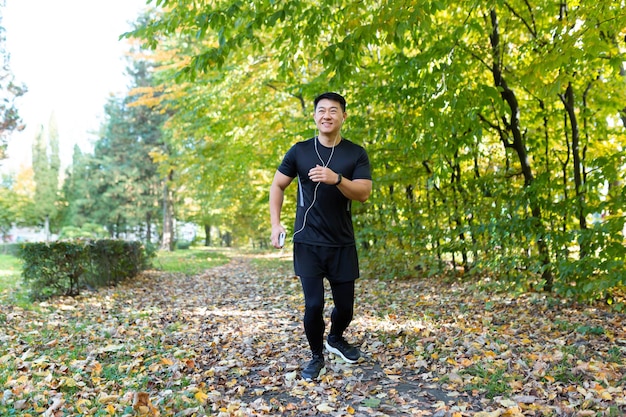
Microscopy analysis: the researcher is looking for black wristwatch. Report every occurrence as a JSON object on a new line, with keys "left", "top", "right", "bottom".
{"left": 335, "top": 173, "right": 343, "bottom": 185}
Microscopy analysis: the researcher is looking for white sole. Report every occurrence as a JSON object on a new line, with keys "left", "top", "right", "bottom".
{"left": 324, "top": 341, "right": 359, "bottom": 364}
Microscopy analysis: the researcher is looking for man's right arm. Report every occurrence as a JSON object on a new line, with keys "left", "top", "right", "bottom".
{"left": 269, "top": 170, "right": 293, "bottom": 248}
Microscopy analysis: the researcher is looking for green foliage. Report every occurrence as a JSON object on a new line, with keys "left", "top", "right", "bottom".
{"left": 0, "top": 186, "right": 16, "bottom": 237}
{"left": 19, "top": 241, "right": 84, "bottom": 300}
{"left": 84, "top": 239, "right": 152, "bottom": 288}
{"left": 31, "top": 116, "right": 61, "bottom": 232}
{"left": 105, "top": 0, "right": 626, "bottom": 306}
{"left": 18, "top": 240, "right": 154, "bottom": 300}
{"left": 58, "top": 223, "right": 107, "bottom": 240}
{"left": 175, "top": 239, "right": 191, "bottom": 250}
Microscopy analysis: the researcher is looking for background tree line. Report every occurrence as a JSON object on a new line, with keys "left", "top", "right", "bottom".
{"left": 1, "top": 0, "right": 625, "bottom": 305}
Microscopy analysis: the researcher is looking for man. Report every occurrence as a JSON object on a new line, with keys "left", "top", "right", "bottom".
{"left": 269, "top": 92, "right": 372, "bottom": 381}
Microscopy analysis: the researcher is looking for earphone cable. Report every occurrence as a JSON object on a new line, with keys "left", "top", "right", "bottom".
{"left": 292, "top": 130, "right": 339, "bottom": 238}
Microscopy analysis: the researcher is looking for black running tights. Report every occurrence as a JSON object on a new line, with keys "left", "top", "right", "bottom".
{"left": 299, "top": 278, "right": 355, "bottom": 355}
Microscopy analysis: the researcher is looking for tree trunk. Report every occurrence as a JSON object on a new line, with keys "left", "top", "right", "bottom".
{"left": 146, "top": 212, "right": 152, "bottom": 244}
{"left": 160, "top": 170, "right": 174, "bottom": 251}
{"left": 489, "top": 8, "right": 553, "bottom": 291}
{"left": 204, "top": 224, "right": 211, "bottom": 246}
{"left": 44, "top": 215, "right": 50, "bottom": 242}
{"left": 561, "top": 82, "right": 587, "bottom": 233}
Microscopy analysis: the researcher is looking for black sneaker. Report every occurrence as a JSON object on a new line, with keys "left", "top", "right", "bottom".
{"left": 325, "top": 335, "right": 360, "bottom": 363}
{"left": 301, "top": 354, "right": 325, "bottom": 381}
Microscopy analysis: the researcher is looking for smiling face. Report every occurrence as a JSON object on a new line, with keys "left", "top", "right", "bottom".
{"left": 314, "top": 98, "right": 346, "bottom": 136}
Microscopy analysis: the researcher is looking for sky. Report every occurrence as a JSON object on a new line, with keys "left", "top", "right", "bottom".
{"left": 1, "top": 0, "right": 152, "bottom": 174}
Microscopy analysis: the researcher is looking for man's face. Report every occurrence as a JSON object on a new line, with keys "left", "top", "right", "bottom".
{"left": 314, "top": 99, "right": 345, "bottom": 135}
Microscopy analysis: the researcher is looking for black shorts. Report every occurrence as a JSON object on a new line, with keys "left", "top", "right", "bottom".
{"left": 294, "top": 243, "right": 360, "bottom": 283}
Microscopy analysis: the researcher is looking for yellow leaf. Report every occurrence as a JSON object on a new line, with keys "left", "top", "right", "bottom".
{"left": 460, "top": 358, "right": 473, "bottom": 367}
{"left": 600, "top": 391, "right": 613, "bottom": 401}
{"left": 317, "top": 403, "right": 335, "bottom": 413}
{"left": 347, "top": 405, "right": 355, "bottom": 414}
{"left": 161, "top": 357, "right": 174, "bottom": 365}
{"left": 195, "top": 391, "right": 209, "bottom": 403}
{"left": 92, "top": 362, "right": 102, "bottom": 375}
{"left": 106, "top": 403, "right": 116, "bottom": 414}
{"left": 62, "top": 377, "right": 78, "bottom": 387}
{"left": 502, "top": 406, "right": 524, "bottom": 416}
{"left": 99, "top": 394, "right": 119, "bottom": 404}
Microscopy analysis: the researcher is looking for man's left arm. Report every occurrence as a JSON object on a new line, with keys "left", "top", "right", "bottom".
{"left": 337, "top": 177, "right": 372, "bottom": 203}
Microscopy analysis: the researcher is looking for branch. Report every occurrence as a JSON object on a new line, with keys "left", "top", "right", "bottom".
{"left": 504, "top": 1, "right": 536, "bottom": 37}
{"left": 478, "top": 113, "right": 513, "bottom": 148}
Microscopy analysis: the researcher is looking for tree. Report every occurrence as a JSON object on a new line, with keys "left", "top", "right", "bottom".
{"left": 0, "top": 0, "right": 26, "bottom": 160}
{"left": 31, "top": 115, "right": 61, "bottom": 240}
{"left": 0, "top": 175, "right": 17, "bottom": 240}
{"left": 65, "top": 59, "right": 167, "bottom": 243}
{"left": 58, "top": 145, "right": 91, "bottom": 229}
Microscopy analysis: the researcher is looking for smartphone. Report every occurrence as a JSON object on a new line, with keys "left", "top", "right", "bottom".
{"left": 278, "top": 232, "right": 286, "bottom": 247}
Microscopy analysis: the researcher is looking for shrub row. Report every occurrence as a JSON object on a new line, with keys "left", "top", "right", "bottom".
{"left": 18, "top": 240, "right": 155, "bottom": 300}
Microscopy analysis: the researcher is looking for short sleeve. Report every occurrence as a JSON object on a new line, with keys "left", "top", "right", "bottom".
{"left": 277, "top": 144, "right": 298, "bottom": 178}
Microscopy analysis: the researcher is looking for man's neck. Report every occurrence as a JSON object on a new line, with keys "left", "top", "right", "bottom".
{"left": 317, "top": 132, "right": 342, "bottom": 147}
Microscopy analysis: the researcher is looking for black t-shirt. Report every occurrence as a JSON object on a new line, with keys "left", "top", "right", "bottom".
{"left": 278, "top": 137, "right": 371, "bottom": 247}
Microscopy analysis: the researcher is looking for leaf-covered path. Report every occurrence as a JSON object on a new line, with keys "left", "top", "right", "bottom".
{"left": 1, "top": 254, "right": 625, "bottom": 416}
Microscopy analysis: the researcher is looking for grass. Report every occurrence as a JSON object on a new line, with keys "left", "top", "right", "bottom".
{"left": 0, "top": 253, "right": 22, "bottom": 292}
{"left": 152, "top": 246, "right": 230, "bottom": 275}
{"left": 250, "top": 255, "right": 292, "bottom": 272}
{"left": 462, "top": 364, "right": 512, "bottom": 398}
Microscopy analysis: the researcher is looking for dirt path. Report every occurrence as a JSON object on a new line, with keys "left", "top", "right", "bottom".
{"left": 144, "top": 257, "right": 466, "bottom": 416}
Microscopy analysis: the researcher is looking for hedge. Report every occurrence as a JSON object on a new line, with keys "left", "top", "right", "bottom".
{"left": 18, "top": 239, "right": 154, "bottom": 300}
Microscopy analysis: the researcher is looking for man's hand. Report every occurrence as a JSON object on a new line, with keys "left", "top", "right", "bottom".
{"left": 271, "top": 226, "right": 286, "bottom": 248}
{"left": 308, "top": 164, "right": 337, "bottom": 184}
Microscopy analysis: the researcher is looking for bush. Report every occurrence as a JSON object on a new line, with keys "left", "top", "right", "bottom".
{"left": 85, "top": 240, "right": 152, "bottom": 287}
{"left": 19, "top": 242, "right": 85, "bottom": 299}
{"left": 18, "top": 239, "right": 154, "bottom": 300}
{"left": 176, "top": 240, "right": 191, "bottom": 250}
